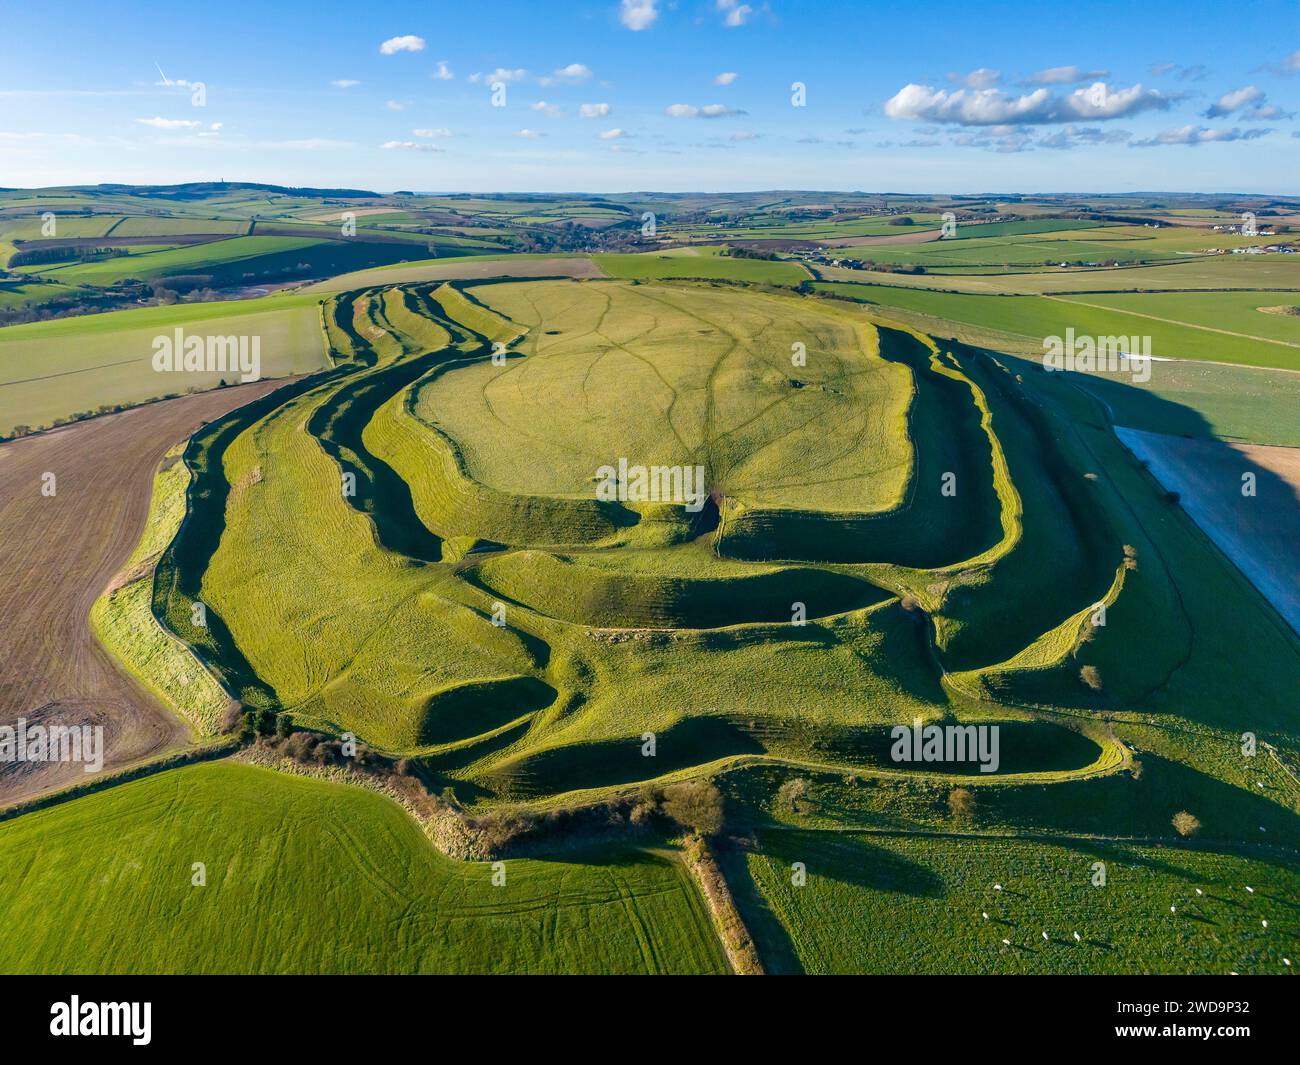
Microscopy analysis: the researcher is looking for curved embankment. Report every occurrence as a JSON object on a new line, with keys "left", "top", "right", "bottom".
{"left": 465, "top": 549, "right": 890, "bottom": 629}
{"left": 717, "top": 326, "right": 1004, "bottom": 567}
{"left": 98, "top": 278, "right": 1150, "bottom": 810}
{"left": 0, "top": 379, "right": 289, "bottom": 805}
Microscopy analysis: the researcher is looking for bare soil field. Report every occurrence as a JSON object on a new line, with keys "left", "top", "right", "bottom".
{"left": 0, "top": 380, "right": 290, "bottom": 804}
{"left": 1116, "top": 427, "right": 1300, "bottom": 632}
{"left": 823, "top": 230, "right": 942, "bottom": 248}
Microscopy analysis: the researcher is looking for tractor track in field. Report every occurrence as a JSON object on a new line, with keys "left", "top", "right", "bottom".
{"left": 0, "top": 379, "right": 294, "bottom": 805}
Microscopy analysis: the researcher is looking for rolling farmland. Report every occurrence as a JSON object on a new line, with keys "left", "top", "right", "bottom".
{"left": 2, "top": 183, "right": 1297, "bottom": 982}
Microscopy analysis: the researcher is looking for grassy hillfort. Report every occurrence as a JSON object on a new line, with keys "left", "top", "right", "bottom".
{"left": 1, "top": 183, "right": 1297, "bottom": 975}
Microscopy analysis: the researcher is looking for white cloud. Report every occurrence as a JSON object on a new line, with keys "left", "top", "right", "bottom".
{"left": 1022, "top": 65, "right": 1110, "bottom": 86}
{"left": 386, "top": 100, "right": 409, "bottom": 111}
{"left": 330, "top": 79, "right": 360, "bottom": 89}
{"left": 599, "top": 128, "right": 626, "bottom": 139}
{"left": 884, "top": 81, "right": 1168, "bottom": 126}
{"left": 1131, "top": 124, "right": 1271, "bottom": 146}
{"left": 666, "top": 102, "right": 746, "bottom": 118}
{"left": 379, "top": 35, "right": 425, "bottom": 55}
{"left": 717, "top": 0, "right": 752, "bottom": 26}
{"left": 541, "top": 63, "right": 593, "bottom": 86}
{"left": 516, "top": 128, "right": 543, "bottom": 138}
{"left": 432, "top": 61, "right": 453, "bottom": 81}
{"left": 382, "top": 140, "right": 444, "bottom": 152}
{"left": 1204, "top": 85, "right": 1263, "bottom": 117}
{"left": 469, "top": 68, "right": 527, "bottom": 84}
{"left": 530, "top": 100, "right": 564, "bottom": 117}
{"left": 413, "top": 127, "right": 452, "bottom": 138}
{"left": 948, "top": 68, "right": 1001, "bottom": 89}
{"left": 135, "top": 116, "right": 201, "bottom": 129}
{"left": 714, "top": 72, "right": 739, "bottom": 86}
{"left": 1272, "top": 49, "right": 1300, "bottom": 75}
{"left": 620, "top": 0, "right": 658, "bottom": 30}
{"left": 729, "top": 130, "right": 759, "bottom": 141}
{"left": 1064, "top": 82, "right": 1168, "bottom": 120}
{"left": 579, "top": 102, "right": 611, "bottom": 118}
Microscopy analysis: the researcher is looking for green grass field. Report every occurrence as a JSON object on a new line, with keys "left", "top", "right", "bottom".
{"left": 596, "top": 249, "right": 810, "bottom": 285}
{"left": 0, "top": 293, "right": 328, "bottom": 435}
{"left": 0, "top": 762, "right": 726, "bottom": 974}
{"left": 730, "top": 830, "right": 1299, "bottom": 974}
{"left": 811, "top": 283, "right": 1300, "bottom": 370}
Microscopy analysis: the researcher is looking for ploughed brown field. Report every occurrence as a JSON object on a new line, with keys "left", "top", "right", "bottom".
{"left": 0, "top": 380, "right": 290, "bottom": 804}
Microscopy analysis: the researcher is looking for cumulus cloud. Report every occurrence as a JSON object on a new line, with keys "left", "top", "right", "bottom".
{"left": 579, "top": 102, "right": 611, "bottom": 118}
{"left": 947, "top": 68, "right": 1001, "bottom": 89}
{"left": 1131, "top": 124, "right": 1271, "bottom": 147}
{"left": 1263, "top": 49, "right": 1300, "bottom": 76}
{"left": 469, "top": 68, "right": 527, "bottom": 84}
{"left": 1022, "top": 65, "right": 1110, "bottom": 86}
{"left": 1201, "top": 86, "right": 1291, "bottom": 120}
{"left": 541, "top": 63, "right": 592, "bottom": 86}
{"left": 1205, "top": 85, "right": 1263, "bottom": 117}
{"left": 432, "top": 61, "right": 453, "bottom": 81}
{"left": 599, "top": 128, "right": 626, "bottom": 139}
{"left": 665, "top": 102, "right": 746, "bottom": 118}
{"left": 620, "top": 0, "right": 658, "bottom": 31}
{"left": 530, "top": 100, "right": 564, "bottom": 117}
{"left": 413, "top": 127, "right": 452, "bottom": 138}
{"left": 379, "top": 35, "right": 425, "bottom": 55}
{"left": 385, "top": 99, "right": 409, "bottom": 111}
{"left": 714, "top": 71, "right": 739, "bottom": 86}
{"left": 515, "top": 128, "right": 543, "bottom": 138}
{"left": 382, "top": 140, "right": 443, "bottom": 152}
{"left": 135, "top": 116, "right": 201, "bottom": 129}
{"left": 330, "top": 79, "right": 360, "bottom": 89}
{"left": 884, "top": 81, "right": 1169, "bottom": 125}
{"left": 717, "top": 0, "right": 753, "bottom": 26}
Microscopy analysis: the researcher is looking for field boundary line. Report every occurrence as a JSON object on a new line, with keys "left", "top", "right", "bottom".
{"left": 1045, "top": 294, "right": 1300, "bottom": 348}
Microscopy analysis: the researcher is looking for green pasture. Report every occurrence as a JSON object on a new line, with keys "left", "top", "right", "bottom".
{"left": 0, "top": 762, "right": 725, "bottom": 974}
{"left": 731, "top": 830, "right": 1299, "bottom": 974}
{"left": 0, "top": 293, "right": 327, "bottom": 435}
{"left": 812, "top": 283, "right": 1300, "bottom": 370}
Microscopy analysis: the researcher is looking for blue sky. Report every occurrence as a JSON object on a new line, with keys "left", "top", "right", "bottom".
{"left": 2, "top": 0, "right": 1298, "bottom": 192}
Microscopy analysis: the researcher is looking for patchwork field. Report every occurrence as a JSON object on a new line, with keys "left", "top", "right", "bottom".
{"left": 4, "top": 184, "right": 1298, "bottom": 978}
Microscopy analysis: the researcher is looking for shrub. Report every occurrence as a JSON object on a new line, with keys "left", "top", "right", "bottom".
{"left": 776, "top": 777, "right": 811, "bottom": 815}
{"left": 661, "top": 780, "right": 725, "bottom": 837}
{"left": 1079, "top": 665, "right": 1103, "bottom": 692}
{"left": 947, "top": 787, "right": 976, "bottom": 820}
{"left": 1172, "top": 811, "right": 1201, "bottom": 837}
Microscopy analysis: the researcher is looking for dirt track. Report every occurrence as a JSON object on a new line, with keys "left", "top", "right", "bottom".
{"left": 0, "top": 381, "right": 290, "bottom": 804}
